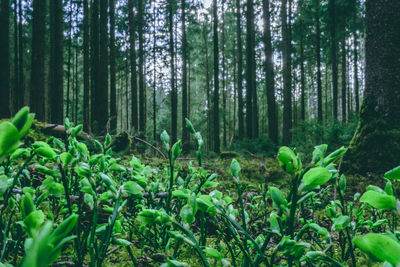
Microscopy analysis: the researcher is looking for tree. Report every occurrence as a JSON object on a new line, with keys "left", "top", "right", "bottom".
{"left": 91, "top": 0, "right": 100, "bottom": 130}
{"left": 168, "top": 0, "right": 177, "bottom": 144}
{"left": 83, "top": 0, "right": 90, "bottom": 131}
{"left": 341, "top": 37, "right": 347, "bottom": 122}
{"left": 282, "top": 0, "right": 292, "bottom": 145}
{"left": 315, "top": 0, "right": 322, "bottom": 123}
{"left": 245, "top": 0, "right": 257, "bottom": 139}
{"left": 109, "top": 0, "right": 117, "bottom": 132}
{"left": 344, "top": 0, "right": 400, "bottom": 175}
{"left": 30, "top": 0, "right": 46, "bottom": 121}
{"left": 181, "top": 0, "right": 189, "bottom": 152}
{"left": 138, "top": 0, "right": 146, "bottom": 134}
{"left": 236, "top": 0, "right": 244, "bottom": 140}
{"left": 0, "top": 0, "right": 10, "bottom": 118}
{"left": 329, "top": 0, "right": 338, "bottom": 120}
{"left": 128, "top": 0, "right": 138, "bottom": 131}
{"left": 212, "top": 0, "right": 220, "bottom": 152}
{"left": 49, "top": 0, "right": 64, "bottom": 124}
{"left": 262, "top": 0, "right": 278, "bottom": 144}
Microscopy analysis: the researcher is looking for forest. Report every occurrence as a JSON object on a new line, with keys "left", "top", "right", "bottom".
{"left": 0, "top": 0, "right": 400, "bottom": 266}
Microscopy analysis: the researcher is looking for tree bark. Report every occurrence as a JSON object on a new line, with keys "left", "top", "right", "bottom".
{"left": 282, "top": 0, "right": 292, "bottom": 145}
{"left": 181, "top": 0, "right": 189, "bottom": 152}
{"left": 315, "top": 0, "right": 322, "bottom": 123}
{"left": 236, "top": 0, "right": 244, "bottom": 140}
{"left": 109, "top": 0, "right": 117, "bottom": 133}
{"left": 329, "top": 0, "right": 338, "bottom": 120}
{"left": 138, "top": 0, "right": 146, "bottom": 135}
{"left": 91, "top": 0, "right": 99, "bottom": 130}
{"left": 344, "top": 0, "right": 400, "bottom": 175}
{"left": 212, "top": 0, "right": 220, "bottom": 152}
{"left": 83, "top": 0, "right": 90, "bottom": 132}
{"left": 341, "top": 37, "right": 347, "bottom": 122}
{"left": 128, "top": 0, "right": 138, "bottom": 131}
{"left": 168, "top": 0, "right": 177, "bottom": 144}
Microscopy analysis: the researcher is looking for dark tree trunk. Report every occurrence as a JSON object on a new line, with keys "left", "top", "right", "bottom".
{"left": 329, "top": 0, "right": 338, "bottom": 120}
{"left": 153, "top": 0, "right": 157, "bottom": 141}
{"left": 212, "top": 0, "right": 220, "bottom": 152}
{"left": 222, "top": 1, "right": 227, "bottom": 147}
{"left": 315, "top": 0, "right": 322, "bottom": 123}
{"left": 181, "top": 0, "right": 189, "bottom": 152}
{"left": 282, "top": 0, "right": 292, "bottom": 145}
{"left": 49, "top": 0, "right": 64, "bottom": 124}
{"left": 109, "top": 0, "right": 117, "bottom": 133}
{"left": 168, "top": 0, "right": 177, "bottom": 144}
{"left": 341, "top": 37, "right": 347, "bottom": 122}
{"left": 236, "top": 0, "right": 244, "bottom": 140}
{"left": 0, "top": 0, "right": 10, "bottom": 118}
{"left": 300, "top": 35, "right": 306, "bottom": 121}
{"left": 13, "top": 0, "right": 18, "bottom": 114}
{"left": 66, "top": 3, "right": 73, "bottom": 119}
{"left": 128, "top": 0, "right": 138, "bottom": 131}
{"left": 83, "top": 0, "right": 90, "bottom": 131}
{"left": 138, "top": 0, "right": 145, "bottom": 135}
{"left": 262, "top": 0, "right": 278, "bottom": 144}
{"left": 91, "top": 0, "right": 99, "bottom": 130}
{"left": 203, "top": 22, "right": 211, "bottom": 150}
{"left": 354, "top": 33, "right": 360, "bottom": 113}
{"left": 30, "top": 0, "right": 46, "bottom": 121}
{"left": 344, "top": 0, "right": 400, "bottom": 175}
{"left": 18, "top": 0, "right": 24, "bottom": 107}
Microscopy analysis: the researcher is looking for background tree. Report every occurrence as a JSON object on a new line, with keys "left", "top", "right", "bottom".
{"left": 0, "top": 0, "right": 10, "bottom": 118}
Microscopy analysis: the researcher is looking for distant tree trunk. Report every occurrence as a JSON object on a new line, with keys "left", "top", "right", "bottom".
{"left": 153, "top": 0, "right": 157, "bottom": 141}
{"left": 74, "top": 43, "right": 79, "bottom": 123}
{"left": 315, "top": 0, "right": 322, "bottom": 123}
{"left": 109, "top": 0, "right": 117, "bottom": 133}
{"left": 0, "top": 0, "right": 10, "bottom": 118}
{"left": 245, "top": 0, "right": 257, "bottom": 139}
{"left": 66, "top": 3, "right": 73, "bottom": 119}
{"left": 13, "top": 0, "right": 19, "bottom": 114}
{"left": 300, "top": 35, "right": 306, "bottom": 121}
{"left": 168, "top": 0, "right": 177, "bottom": 144}
{"left": 222, "top": 1, "right": 227, "bottom": 147}
{"left": 212, "top": 0, "right": 220, "bottom": 152}
{"left": 341, "top": 37, "right": 347, "bottom": 122}
{"left": 236, "top": 0, "right": 244, "bottom": 140}
{"left": 91, "top": 0, "right": 99, "bottom": 130}
{"left": 94, "top": 0, "right": 108, "bottom": 134}
{"left": 262, "top": 0, "right": 278, "bottom": 144}
{"left": 49, "top": 0, "right": 64, "bottom": 124}
{"left": 181, "top": 0, "right": 189, "bottom": 152}
{"left": 18, "top": 0, "right": 24, "bottom": 107}
{"left": 30, "top": 0, "right": 46, "bottom": 121}
{"left": 325, "top": 65, "right": 329, "bottom": 122}
{"left": 344, "top": 0, "right": 400, "bottom": 175}
{"left": 138, "top": 0, "right": 145, "bottom": 135}
{"left": 354, "top": 33, "right": 360, "bottom": 113}
{"left": 128, "top": 0, "right": 138, "bottom": 131}
{"left": 282, "top": 0, "right": 292, "bottom": 145}
{"left": 203, "top": 22, "right": 211, "bottom": 150}
{"left": 329, "top": 0, "right": 338, "bottom": 120}
{"left": 83, "top": 0, "right": 90, "bottom": 131}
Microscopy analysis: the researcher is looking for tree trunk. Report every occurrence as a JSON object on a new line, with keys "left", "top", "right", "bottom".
{"left": 212, "top": 0, "right": 220, "bottom": 152}
{"left": 30, "top": 0, "right": 46, "bottom": 121}
{"left": 341, "top": 37, "right": 347, "bottom": 122}
{"left": 153, "top": 0, "right": 157, "bottom": 141}
{"left": 128, "top": 0, "right": 138, "bottom": 131}
{"left": 354, "top": 32, "right": 360, "bottom": 113}
{"left": 315, "top": 0, "right": 322, "bottom": 123}
{"left": 344, "top": 0, "right": 400, "bottom": 175}
{"left": 262, "top": 0, "right": 278, "bottom": 144}
{"left": 49, "top": 0, "right": 64, "bottom": 124}
{"left": 181, "top": 0, "right": 189, "bottom": 152}
{"left": 282, "top": 0, "right": 292, "bottom": 145}
{"left": 329, "top": 0, "right": 338, "bottom": 120}
{"left": 222, "top": 1, "right": 227, "bottom": 147}
{"left": 83, "top": 0, "right": 90, "bottom": 132}
{"left": 18, "top": 0, "right": 24, "bottom": 107}
{"left": 236, "top": 0, "right": 244, "bottom": 140}
{"left": 13, "top": 0, "right": 18, "bottom": 114}
{"left": 0, "top": 0, "right": 10, "bottom": 118}
{"left": 66, "top": 3, "right": 73, "bottom": 119}
{"left": 300, "top": 35, "right": 306, "bottom": 121}
{"left": 91, "top": 0, "right": 99, "bottom": 131}
{"left": 203, "top": 22, "right": 211, "bottom": 150}
{"left": 168, "top": 0, "right": 177, "bottom": 144}
{"left": 138, "top": 0, "right": 145, "bottom": 135}
{"left": 109, "top": 0, "right": 117, "bottom": 133}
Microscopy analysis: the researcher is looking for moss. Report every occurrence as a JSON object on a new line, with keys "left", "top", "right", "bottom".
{"left": 219, "top": 150, "right": 240, "bottom": 159}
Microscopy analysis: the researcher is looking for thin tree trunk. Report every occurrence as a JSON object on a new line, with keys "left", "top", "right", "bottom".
{"left": 315, "top": 0, "right": 322, "bottom": 123}
{"left": 282, "top": 0, "right": 292, "bottom": 145}
{"left": 109, "top": 0, "right": 117, "bottom": 132}
{"left": 67, "top": 2, "right": 73, "bottom": 119}
{"left": 138, "top": 0, "right": 145, "bottom": 134}
{"left": 213, "top": 0, "right": 220, "bottom": 152}
{"left": 90, "top": 0, "right": 99, "bottom": 130}
{"left": 236, "top": 0, "right": 244, "bottom": 140}
{"left": 329, "top": 0, "right": 338, "bottom": 120}
{"left": 13, "top": 0, "right": 19, "bottom": 114}
{"left": 18, "top": 0, "right": 24, "bottom": 107}
{"left": 341, "top": 37, "right": 347, "bottom": 122}
{"left": 0, "top": 0, "right": 10, "bottom": 118}
{"left": 128, "top": 0, "right": 138, "bottom": 130}
{"left": 83, "top": 0, "right": 90, "bottom": 131}
{"left": 181, "top": 0, "right": 189, "bottom": 152}
{"left": 153, "top": 0, "right": 157, "bottom": 141}
{"left": 168, "top": 0, "right": 177, "bottom": 144}
{"left": 203, "top": 22, "right": 211, "bottom": 150}
{"left": 354, "top": 32, "right": 359, "bottom": 113}
{"left": 222, "top": 1, "right": 227, "bottom": 147}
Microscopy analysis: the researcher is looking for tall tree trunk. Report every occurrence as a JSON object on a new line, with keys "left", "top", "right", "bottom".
{"left": 212, "top": 0, "right": 220, "bottom": 152}
{"left": 236, "top": 0, "right": 244, "bottom": 140}
{"left": 91, "top": 0, "right": 99, "bottom": 130}
{"left": 203, "top": 22, "right": 211, "bottom": 150}
{"left": 181, "top": 0, "right": 189, "bottom": 152}
{"left": 18, "top": 0, "right": 24, "bottom": 107}
{"left": 30, "top": 0, "right": 46, "bottom": 121}
{"left": 83, "top": 0, "right": 90, "bottom": 131}
{"left": 341, "top": 37, "right": 347, "bottom": 122}
{"left": 300, "top": 35, "right": 306, "bottom": 121}
{"left": 282, "top": 0, "right": 292, "bottom": 145}
{"left": 109, "top": 0, "right": 117, "bottom": 133}
{"left": 138, "top": 0, "right": 145, "bottom": 135}
{"left": 67, "top": 3, "right": 73, "bottom": 119}
{"left": 329, "top": 0, "right": 338, "bottom": 120}
{"left": 128, "top": 0, "right": 138, "bottom": 130}
{"left": 222, "top": 1, "right": 227, "bottom": 147}
{"left": 49, "top": 0, "right": 64, "bottom": 124}
{"left": 344, "top": 0, "right": 400, "bottom": 175}
{"left": 262, "top": 0, "right": 278, "bottom": 143}
{"left": 354, "top": 32, "right": 360, "bottom": 113}
{"left": 315, "top": 0, "right": 322, "bottom": 123}
{"left": 168, "top": 0, "right": 177, "bottom": 144}
{"left": 13, "top": 0, "right": 19, "bottom": 114}
{"left": 153, "top": 0, "right": 157, "bottom": 141}
{"left": 0, "top": 0, "right": 10, "bottom": 118}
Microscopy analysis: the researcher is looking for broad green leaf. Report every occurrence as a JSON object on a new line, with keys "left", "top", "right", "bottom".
{"left": 60, "top": 152, "right": 73, "bottom": 166}
{"left": 185, "top": 118, "right": 196, "bottom": 134}
{"left": 123, "top": 181, "right": 143, "bottom": 197}
{"left": 0, "top": 122, "right": 20, "bottom": 159}
{"left": 12, "top": 106, "right": 29, "bottom": 131}
{"left": 360, "top": 191, "right": 397, "bottom": 210}
{"left": 0, "top": 175, "right": 9, "bottom": 197}
{"left": 23, "top": 210, "right": 45, "bottom": 237}
{"left": 230, "top": 159, "right": 241, "bottom": 179}
{"left": 70, "top": 124, "right": 83, "bottom": 138}
{"left": 333, "top": 215, "right": 350, "bottom": 231}
{"left": 312, "top": 144, "right": 328, "bottom": 165}
{"left": 385, "top": 166, "right": 400, "bottom": 180}
{"left": 354, "top": 233, "right": 400, "bottom": 265}
{"left": 171, "top": 140, "right": 182, "bottom": 162}
{"left": 35, "top": 146, "right": 57, "bottom": 159}
{"left": 50, "top": 214, "right": 78, "bottom": 245}
{"left": 323, "top": 146, "right": 347, "bottom": 166}
{"left": 277, "top": 146, "right": 298, "bottom": 174}
{"left": 203, "top": 247, "right": 223, "bottom": 260}
{"left": 160, "top": 130, "right": 170, "bottom": 149}
{"left": 301, "top": 167, "right": 332, "bottom": 191}
{"left": 268, "top": 186, "right": 288, "bottom": 208}
{"left": 180, "top": 204, "right": 195, "bottom": 224}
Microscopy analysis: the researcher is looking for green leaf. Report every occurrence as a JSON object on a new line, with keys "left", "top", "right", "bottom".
{"left": 18, "top": 113, "right": 34, "bottom": 139}
{"left": 23, "top": 210, "right": 45, "bottom": 237}
{"left": 301, "top": 167, "right": 332, "bottom": 191}
{"left": 277, "top": 146, "right": 298, "bottom": 174}
{"left": 180, "top": 204, "right": 195, "bottom": 224}
{"left": 185, "top": 118, "right": 196, "bottom": 134}
{"left": 21, "top": 194, "right": 35, "bottom": 218}
{"left": 268, "top": 186, "right": 288, "bottom": 208}
{"left": 35, "top": 146, "right": 57, "bottom": 159}
{"left": 333, "top": 215, "right": 350, "bottom": 231}
{"left": 60, "top": 152, "right": 73, "bottom": 166}
{"left": 203, "top": 247, "right": 223, "bottom": 260}
{"left": 70, "top": 124, "right": 83, "bottom": 138}
{"left": 354, "top": 233, "right": 400, "bottom": 265}
{"left": 113, "top": 238, "right": 132, "bottom": 246}
{"left": 123, "top": 181, "right": 143, "bottom": 197}
{"left": 360, "top": 190, "right": 397, "bottom": 210}
{"left": 11, "top": 148, "right": 30, "bottom": 160}
{"left": 50, "top": 214, "right": 78, "bottom": 245}
{"left": 385, "top": 166, "right": 400, "bottom": 180}
{"left": 160, "top": 130, "right": 170, "bottom": 149}
{"left": 323, "top": 146, "right": 347, "bottom": 166}
{"left": 12, "top": 106, "right": 29, "bottom": 131}
{"left": 0, "top": 175, "right": 9, "bottom": 197}
{"left": 312, "top": 144, "right": 328, "bottom": 165}
{"left": 171, "top": 140, "right": 182, "bottom": 162}
{"left": 230, "top": 159, "right": 241, "bottom": 179}
{"left": 269, "top": 212, "right": 280, "bottom": 233}
{"left": 0, "top": 121, "right": 20, "bottom": 159}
